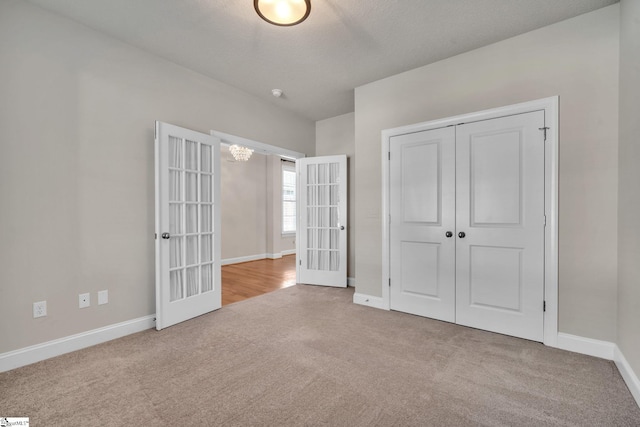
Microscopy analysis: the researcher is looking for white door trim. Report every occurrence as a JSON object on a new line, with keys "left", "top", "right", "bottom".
{"left": 381, "top": 96, "right": 559, "bottom": 347}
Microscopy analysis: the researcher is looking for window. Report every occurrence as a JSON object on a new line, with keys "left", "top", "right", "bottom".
{"left": 282, "top": 164, "right": 296, "bottom": 234}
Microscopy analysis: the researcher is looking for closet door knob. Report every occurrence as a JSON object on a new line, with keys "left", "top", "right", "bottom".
{"left": 445, "top": 231, "right": 453, "bottom": 238}
{"left": 458, "top": 232, "right": 466, "bottom": 238}
{"left": 161, "top": 232, "right": 171, "bottom": 239}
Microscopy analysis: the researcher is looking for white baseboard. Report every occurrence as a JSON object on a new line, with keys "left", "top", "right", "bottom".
{"left": 614, "top": 346, "right": 640, "bottom": 408}
{"left": 353, "top": 292, "right": 388, "bottom": 310}
{"left": 0, "top": 315, "right": 155, "bottom": 373}
{"left": 222, "top": 253, "right": 267, "bottom": 265}
{"left": 556, "top": 332, "right": 616, "bottom": 360}
{"left": 347, "top": 277, "right": 356, "bottom": 287}
{"left": 223, "top": 252, "right": 296, "bottom": 264}
{"left": 553, "top": 333, "right": 640, "bottom": 407}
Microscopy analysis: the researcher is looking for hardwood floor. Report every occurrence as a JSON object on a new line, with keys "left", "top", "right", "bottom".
{"left": 222, "top": 255, "right": 297, "bottom": 306}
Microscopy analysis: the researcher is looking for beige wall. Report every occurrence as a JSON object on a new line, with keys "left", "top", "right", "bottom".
{"left": 316, "top": 113, "right": 355, "bottom": 279}
{"left": 618, "top": 0, "right": 640, "bottom": 376}
{"left": 0, "top": 1, "right": 314, "bottom": 354}
{"left": 221, "top": 151, "right": 294, "bottom": 260}
{"left": 221, "top": 151, "right": 267, "bottom": 260}
{"left": 354, "top": 6, "right": 620, "bottom": 341}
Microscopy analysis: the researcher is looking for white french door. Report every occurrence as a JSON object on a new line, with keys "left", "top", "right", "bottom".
{"left": 297, "top": 155, "right": 347, "bottom": 287}
{"left": 155, "top": 121, "right": 221, "bottom": 330}
{"left": 389, "top": 111, "right": 545, "bottom": 341}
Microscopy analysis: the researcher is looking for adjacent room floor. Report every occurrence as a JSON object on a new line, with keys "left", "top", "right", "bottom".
{"left": 221, "top": 255, "right": 296, "bottom": 306}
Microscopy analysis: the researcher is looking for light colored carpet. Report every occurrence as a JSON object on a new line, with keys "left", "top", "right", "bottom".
{"left": 1, "top": 285, "right": 638, "bottom": 426}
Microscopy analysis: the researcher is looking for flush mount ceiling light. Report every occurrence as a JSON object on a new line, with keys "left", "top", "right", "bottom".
{"left": 254, "top": 0, "right": 311, "bottom": 26}
{"left": 229, "top": 144, "right": 254, "bottom": 162}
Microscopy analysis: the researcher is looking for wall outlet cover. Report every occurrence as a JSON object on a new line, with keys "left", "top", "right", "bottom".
{"left": 33, "top": 300, "right": 47, "bottom": 318}
{"left": 79, "top": 293, "right": 90, "bottom": 309}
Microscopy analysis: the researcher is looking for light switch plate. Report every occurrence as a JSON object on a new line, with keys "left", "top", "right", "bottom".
{"left": 98, "top": 290, "right": 108, "bottom": 305}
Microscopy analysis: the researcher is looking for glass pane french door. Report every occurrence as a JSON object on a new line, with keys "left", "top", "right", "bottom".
{"left": 297, "top": 155, "right": 347, "bottom": 287}
{"left": 168, "top": 136, "right": 215, "bottom": 300}
{"left": 156, "top": 122, "right": 221, "bottom": 330}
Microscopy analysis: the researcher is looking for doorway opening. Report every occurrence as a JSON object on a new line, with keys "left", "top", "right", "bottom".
{"left": 212, "top": 131, "right": 304, "bottom": 305}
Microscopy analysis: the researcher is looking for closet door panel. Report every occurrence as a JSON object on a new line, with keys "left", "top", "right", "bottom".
{"left": 389, "top": 127, "right": 456, "bottom": 322}
{"left": 455, "top": 111, "right": 545, "bottom": 342}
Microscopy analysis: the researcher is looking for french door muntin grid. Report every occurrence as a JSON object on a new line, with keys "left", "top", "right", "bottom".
{"left": 305, "top": 162, "right": 340, "bottom": 271}
{"left": 168, "top": 136, "right": 215, "bottom": 302}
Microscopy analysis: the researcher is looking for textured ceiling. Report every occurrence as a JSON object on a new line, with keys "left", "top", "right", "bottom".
{"left": 26, "top": 0, "right": 618, "bottom": 121}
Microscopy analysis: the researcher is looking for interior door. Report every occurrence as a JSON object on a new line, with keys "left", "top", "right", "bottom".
{"left": 389, "top": 128, "right": 456, "bottom": 322}
{"left": 155, "top": 121, "right": 221, "bottom": 330}
{"left": 455, "top": 111, "right": 545, "bottom": 341}
{"left": 297, "top": 155, "right": 347, "bottom": 287}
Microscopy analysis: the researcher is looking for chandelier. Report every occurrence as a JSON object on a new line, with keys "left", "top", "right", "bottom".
{"left": 254, "top": 0, "right": 311, "bottom": 26}
{"left": 229, "top": 144, "right": 254, "bottom": 162}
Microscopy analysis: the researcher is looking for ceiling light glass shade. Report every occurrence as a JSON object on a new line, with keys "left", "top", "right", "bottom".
{"left": 229, "top": 144, "right": 254, "bottom": 161}
{"left": 254, "top": 0, "right": 311, "bottom": 26}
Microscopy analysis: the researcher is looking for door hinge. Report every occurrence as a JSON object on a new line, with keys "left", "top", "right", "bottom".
{"left": 155, "top": 233, "right": 157, "bottom": 240}
{"left": 539, "top": 127, "right": 550, "bottom": 141}
{"left": 389, "top": 278, "right": 391, "bottom": 287}
{"left": 388, "top": 151, "right": 391, "bottom": 161}
{"left": 543, "top": 214, "right": 547, "bottom": 226}
{"left": 299, "top": 259, "right": 302, "bottom": 266}
{"left": 543, "top": 301, "right": 546, "bottom": 312}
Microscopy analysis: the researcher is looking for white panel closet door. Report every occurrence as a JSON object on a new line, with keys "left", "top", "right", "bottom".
{"left": 155, "top": 121, "right": 221, "bottom": 330}
{"left": 455, "top": 111, "right": 545, "bottom": 341}
{"left": 297, "top": 155, "right": 347, "bottom": 287}
{"left": 389, "top": 128, "right": 456, "bottom": 322}
{"left": 388, "top": 110, "right": 546, "bottom": 342}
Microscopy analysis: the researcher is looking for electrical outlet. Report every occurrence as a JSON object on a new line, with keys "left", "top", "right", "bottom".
{"left": 98, "top": 290, "right": 108, "bottom": 305}
{"left": 79, "top": 293, "right": 90, "bottom": 309}
{"left": 33, "top": 301, "right": 47, "bottom": 318}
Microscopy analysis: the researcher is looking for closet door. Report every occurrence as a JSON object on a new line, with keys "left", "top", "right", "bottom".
{"left": 389, "top": 127, "right": 456, "bottom": 322}
{"left": 455, "top": 111, "right": 545, "bottom": 341}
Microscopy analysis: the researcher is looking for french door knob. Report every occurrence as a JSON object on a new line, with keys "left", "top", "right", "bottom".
{"left": 445, "top": 231, "right": 453, "bottom": 238}
{"left": 458, "top": 232, "right": 466, "bottom": 238}
{"left": 340, "top": 225, "right": 345, "bottom": 230}
{"left": 161, "top": 232, "right": 171, "bottom": 239}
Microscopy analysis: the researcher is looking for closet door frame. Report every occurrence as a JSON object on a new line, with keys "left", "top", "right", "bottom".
{"left": 380, "top": 96, "right": 559, "bottom": 347}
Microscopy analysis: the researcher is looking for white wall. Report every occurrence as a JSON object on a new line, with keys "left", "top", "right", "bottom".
{"left": 617, "top": 0, "right": 640, "bottom": 377}
{"left": 0, "top": 1, "right": 314, "bottom": 354}
{"left": 316, "top": 113, "right": 355, "bottom": 279}
{"left": 354, "top": 6, "right": 619, "bottom": 341}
